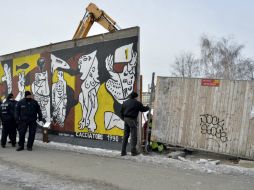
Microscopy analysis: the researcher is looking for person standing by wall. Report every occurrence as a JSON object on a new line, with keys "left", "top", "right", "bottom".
{"left": 143, "top": 113, "right": 153, "bottom": 148}
{"left": 120, "top": 92, "right": 150, "bottom": 156}
{"left": 15, "top": 91, "right": 44, "bottom": 151}
{"left": 0, "top": 93, "right": 18, "bottom": 148}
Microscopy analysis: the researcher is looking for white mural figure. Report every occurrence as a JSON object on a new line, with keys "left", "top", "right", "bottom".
{"left": 104, "top": 43, "right": 137, "bottom": 130}
{"left": 78, "top": 50, "right": 100, "bottom": 132}
{"left": 52, "top": 71, "right": 67, "bottom": 127}
{"left": 51, "top": 54, "right": 70, "bottom": 73}
{"left": 2, "top": 64, "right": 12, "bottom": 94}
{"left": 104, "top": 112, "right": 124, "bottom": 130}
{"left": 15, "top": 72, "right": 25, "bottom": 101}
{"left": 31, "top": 70, "right": 50, "bottom": 122}
{"left": 105, "top": 43, "right": 137, "bottom": 104}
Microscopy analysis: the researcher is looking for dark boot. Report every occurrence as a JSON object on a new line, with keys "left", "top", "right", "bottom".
{"left": 121, "top": 152, "right": 127, "bottom": 156}
{"left": 131, "top": 150, "right": 140, "bottom": 156}
{"left": 16, "top": 146, "right": 24, "bottom": 151}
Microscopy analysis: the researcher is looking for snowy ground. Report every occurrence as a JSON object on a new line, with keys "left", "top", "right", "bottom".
{"left": 0, "top": 161, "right": 117, "bottom": 190}
{"left": 0, "top": 138, "right": 253, "bottom": 190}
{"left": 35, "top": 140, "right": 254, "bottom": 177}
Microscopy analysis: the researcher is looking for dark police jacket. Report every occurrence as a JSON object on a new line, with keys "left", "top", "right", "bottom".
{"left": 16, "top": 98, "right": 42, "bottom": 123}
{"left": 0, "top": 99, "right": 17, "bottom": 122}
{"left": 121, "top": 98, "right": 149, "bottom": 120}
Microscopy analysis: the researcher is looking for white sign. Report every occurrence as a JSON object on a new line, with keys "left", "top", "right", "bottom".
{"left": 43, "top": 122, "right": 51, "bottom": 129}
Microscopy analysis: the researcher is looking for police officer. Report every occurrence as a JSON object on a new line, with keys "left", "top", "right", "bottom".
{"left": 16, "top": 91, "right": 44, "bottom": 151}
{"left": 120, "top": 92, "right": 150, "bottom": 156}
{"left": 0, "top": 93, "right": 17, "bottom": 148}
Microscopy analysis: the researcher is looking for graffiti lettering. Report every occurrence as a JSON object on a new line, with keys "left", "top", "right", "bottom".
{"left": 200, "top": 114, "right": 228, "bottom": 142}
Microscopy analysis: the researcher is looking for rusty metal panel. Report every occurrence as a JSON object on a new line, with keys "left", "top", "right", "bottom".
{"left": 152, "top": 77, "right": 254, "bottom": 159}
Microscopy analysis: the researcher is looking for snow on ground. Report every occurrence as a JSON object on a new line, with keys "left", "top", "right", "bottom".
{"left": 34, "top": 140, "right": 254, "bottom": 177}
{"left": 0, "top": 156, "right": 120, "bottom": 190}
{"left": 0, "top": 163, "right": 84, "bottom": 190}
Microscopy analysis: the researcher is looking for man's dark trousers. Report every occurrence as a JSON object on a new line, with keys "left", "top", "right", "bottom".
{"left": 18, "top": 121, "right": 37, "bottom": 148}
{"left": 1, "top": 121, "right": 17, "bottom": 146}
{"left": 121, "top": 117, "right": 138, "bottom": 154}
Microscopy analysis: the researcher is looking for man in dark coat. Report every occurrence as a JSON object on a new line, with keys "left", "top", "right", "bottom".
{"left": 0, "top": 93, "right": 17, "bottom": 147}
{"left": 16, "top": 91, "right": 44, "bottom": 151}
{"left": 120, "top": 92, "right": 149, "bottom": 156}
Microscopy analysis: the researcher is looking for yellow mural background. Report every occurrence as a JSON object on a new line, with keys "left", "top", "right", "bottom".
{"left": 75, "top": 83, "right": 123, "bottom": 136}
{"left": 52, "top": 70, "right": 75, "bottom": 90}
{"left": 13, "top": 54, "right": 39, "bottom": 76}
{"left": 0, "top": 62, "right": 4, "bottom": 100}
{"left": 13, "top": 54, "right": 40, "bottom": 92}
{"left": 0, "top": 62, "right": 4, "bottom": 79}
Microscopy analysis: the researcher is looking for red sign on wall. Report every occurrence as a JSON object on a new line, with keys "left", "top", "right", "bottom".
{"left": 201, "top": 79, "right": 220, "bottom": 87}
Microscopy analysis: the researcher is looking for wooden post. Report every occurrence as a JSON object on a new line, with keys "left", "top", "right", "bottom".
{"left": 144, "top": 72, "right": 155, "bottom": 153}
{"left": 42, "top": 122, "right": 51, "bottom": 143}
{"left": 137, "top": 75, "right": 143, "bottom": 152}
{"left": 43, "top": 128, "right": 49, "bottom": 143}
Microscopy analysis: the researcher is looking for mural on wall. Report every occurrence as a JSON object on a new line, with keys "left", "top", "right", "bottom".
{"left": 78, "top": 50, "right": 100, "bottom": 132}
{"left": 105, "top": 43, "right": 137, "bottom": 104}
{"left": 16, "top": 71, "right": 26, "bottom": 101}
{"left": 50, "top": 54, "right": 70, "bottom": 73}
{"left": 2, "top": 64, "right": 12, "bottom": 95}
{"left": 31, "top": 58, "right": 51, "bottom": 122}
{"left": 52, "top": 70, "right": 67, "bottom": 128}
{"left": 200, "top": 114, "right": 228, "bottom": 143}
{"left": 0, "top": 36, "right": 139, "bottom": 142}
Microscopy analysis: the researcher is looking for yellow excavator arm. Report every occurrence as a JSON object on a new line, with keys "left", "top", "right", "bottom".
{"left": 73, "top": 3, "right": 120, "bottom": 40}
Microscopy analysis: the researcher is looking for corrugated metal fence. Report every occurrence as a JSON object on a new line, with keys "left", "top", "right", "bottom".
{"left": 152, "top": 77, "right": 254, "bottom": 159}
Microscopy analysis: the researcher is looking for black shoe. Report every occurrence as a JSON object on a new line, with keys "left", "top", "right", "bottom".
{"left": 16, "top": 146, "right": 24, "bottom": 151}
{"left": 27, "top": 147, "right": 32, "bottom": 151}
{"left": 121, "top": 152, "right": 127, "bottom": 156}
{"left": 1, "top": 145, "right": 6, "bottom": 148}
{"left": 131, "top": 152, "right": 140, "bottom": 156}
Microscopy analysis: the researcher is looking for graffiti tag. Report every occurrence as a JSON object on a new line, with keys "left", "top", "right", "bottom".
{"left": 200, "top": 114, "right": 228, "bottom": 142}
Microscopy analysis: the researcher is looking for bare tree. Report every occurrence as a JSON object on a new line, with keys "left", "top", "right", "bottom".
{"left": 172, "top": 35, "right": 254, "bottom": 80}
{"left": 200, "top": 36, "right": 218, "bottom": 78}
{"left": 234, "top": 58, "right": 254, "bottom": 80}
{"left": 171, "top": 52, "right": 200, "bottom": 78}
{"left": 200, "top": 36, "right": 254, "bottom": 80}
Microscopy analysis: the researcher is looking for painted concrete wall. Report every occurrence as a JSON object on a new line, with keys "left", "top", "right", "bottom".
{"left": 153, "top": 77, "right": 254, "bottom": 159}
{"left": 0, "top": 27, "right": 140, "bottom": 143}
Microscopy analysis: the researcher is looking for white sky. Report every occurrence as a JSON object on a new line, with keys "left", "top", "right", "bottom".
{"left": 0, "top": 0, "right": 254, "bottom": 91}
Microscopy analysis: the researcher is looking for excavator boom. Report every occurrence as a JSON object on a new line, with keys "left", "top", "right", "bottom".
{"left": 73, "top": 3, "right": 120, "bottom": 40}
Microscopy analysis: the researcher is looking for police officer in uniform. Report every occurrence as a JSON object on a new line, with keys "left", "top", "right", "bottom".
{"left": 16, "top": 91, "right": 44, "bottom": 151}
{"left": 120, "top": 92, "right": 150, "bottom": 156}
{"left": 0, "top": 93, "right": 17, "bottom": 148}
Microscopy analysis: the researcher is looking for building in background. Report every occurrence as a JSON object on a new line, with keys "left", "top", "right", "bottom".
{"left": 142, "top": 91, "right": 154, "bottom": 109}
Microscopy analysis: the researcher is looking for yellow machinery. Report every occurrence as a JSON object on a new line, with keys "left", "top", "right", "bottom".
{"left": 73, "top": 3, "right": 120, "bottom": 39}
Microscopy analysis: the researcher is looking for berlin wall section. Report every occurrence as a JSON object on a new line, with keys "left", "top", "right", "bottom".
{"left": 0, "top": 27, "right": 140, "bottom": 144}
